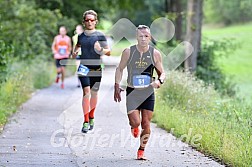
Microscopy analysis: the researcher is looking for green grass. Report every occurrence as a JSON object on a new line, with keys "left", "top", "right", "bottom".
{"left": 203, "top": 22, "right": 252, "bottom": 103}
{"left": 0, "top": 60, "right": 58, "bottom": 129}
{"left": 153, "top": 70, "right": 252, "bottom": 166}
{"left": 0, "top": 66, "right": 33, "bottom": 128}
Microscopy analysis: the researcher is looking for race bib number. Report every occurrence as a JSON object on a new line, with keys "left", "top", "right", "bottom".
{"left": 58, "top": 48, "right": 67, "bottom": 55}
{"left": 132, "top": 75, "right": 151, "bottom": 88}
{"left": 77, "top": 64, "right": 90, "bottom": 76}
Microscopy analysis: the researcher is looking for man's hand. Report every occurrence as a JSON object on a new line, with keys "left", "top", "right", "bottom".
{"left": 114, "top": 83, "right": 124, "bottom": 102}
{"left": 94, "top": 41, "right": 102, "bottom": 54}
{"left": 151, "top": 80, "right": 161, "bottom": 89}
{"left": 71, "top": 51, "right": 78, "bottom": 59}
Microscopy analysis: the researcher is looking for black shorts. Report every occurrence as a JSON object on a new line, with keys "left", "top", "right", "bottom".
{"left": 78, "top": 71, "right": 102, "bottom": 91}
{"left": 126, "top": 86, "right": 155, "bottom": 113}
{"left": 55, "top": 58, "right": 68, "bottom": 68}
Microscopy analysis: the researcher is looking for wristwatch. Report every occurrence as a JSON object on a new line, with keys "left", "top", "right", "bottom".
{"left": 158, "top": 78, "right": 164, "bottom": 84}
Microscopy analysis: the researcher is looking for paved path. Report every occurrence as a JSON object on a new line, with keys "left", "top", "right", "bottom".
{"left": 0, "top": 58, "right": 223, "bottom": 167}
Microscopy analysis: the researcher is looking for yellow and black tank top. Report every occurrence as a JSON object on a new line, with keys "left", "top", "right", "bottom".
{"left": 127, "top": 45, "right": 155, "bottom": 88}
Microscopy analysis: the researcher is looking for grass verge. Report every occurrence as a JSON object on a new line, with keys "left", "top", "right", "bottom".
{"left": 0, "top": 59, "right": 75, "bottom": 129}
{"left": 153, "top": 70, "right": 252, "bottom": 166}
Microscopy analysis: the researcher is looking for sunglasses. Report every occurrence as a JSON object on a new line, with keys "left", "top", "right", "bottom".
{"left": 84, "top": 19, "right": 96, "bottom": 22}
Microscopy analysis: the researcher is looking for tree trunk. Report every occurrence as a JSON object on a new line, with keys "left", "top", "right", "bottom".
{"left": 184, "top": 0, "right": 203, "bottom": 72}
{"left": 174, "top": 0, "right": 183, "bottom": 41}
{"left": 166, "top": 0, "right": 183, "bottom": 41}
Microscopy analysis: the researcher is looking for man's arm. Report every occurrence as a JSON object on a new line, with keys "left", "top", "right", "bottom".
{"left": 151, "top": 49, "right": 166, "bottom": 88}
{"left": 72, "top": 44, "right": 81, "bottom": 59}
{"left": 114, "top": 48, "right": 130, "bottom": 102}
{"left": 71, "top": 35, "right": 81, "bottom": 59}
{"left": 68, "top": 37, "right": 72, "bottom": 53}
{"left": 115, "top": 48, "right": 130, "bottom": 84}
{"left": 51, "top": 37, "right": 57, "bottom": 54}
{"left": 94, "top": 41, "right": 111, "bottom": 56}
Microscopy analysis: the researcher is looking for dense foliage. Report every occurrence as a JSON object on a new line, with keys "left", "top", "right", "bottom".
{"left": 197, "top": 38, "right": 238, "bottom": 96}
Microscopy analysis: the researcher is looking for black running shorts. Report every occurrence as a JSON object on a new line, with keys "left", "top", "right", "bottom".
{"left": 55, "top": 58, "right": 67, "bottom": 68}
{"left": 78, "top": 70, "right": 102, "bottom": 91}
{"left": 126, "top": 86, "right": 155, "bottom": 113}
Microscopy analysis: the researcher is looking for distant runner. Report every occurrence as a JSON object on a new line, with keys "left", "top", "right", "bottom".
{"left": 72, "top": 24, "right": 84, "bottom": 87}
{"left": 52, "top": 26, "right": 72, "bottom": 89}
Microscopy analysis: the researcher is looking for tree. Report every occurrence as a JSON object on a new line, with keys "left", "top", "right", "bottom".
{"left": 184, "top": 0, "right": 203, "bottom": 72}
{"left": 165, "top": 0, "right": 184, "bottom": 41}
{"left": 204, "top": 0, "right": 252, "bottom": 25}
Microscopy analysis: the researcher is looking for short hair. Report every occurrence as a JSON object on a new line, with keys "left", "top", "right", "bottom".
{"left": 83, "top": 10, "right": 98, "bottom": 21}
{"left": 59, "top": 26, "right": 67, "bottom": 32}
{"left": 60, "top": 26, "right": 67, "bottom": 30}
{"left": 136, "top": 25, "right": 151, "bottom": 35}
{"left": 136, "top": 25, "right": 150, "bottom": 31}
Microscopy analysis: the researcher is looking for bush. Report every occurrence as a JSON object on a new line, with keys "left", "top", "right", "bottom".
{"left": 204, "top": 0, "right": 252, "bottom": 25}
{"left": 197, "top": 37, "right": 238, "bottom": 96}
{"left": 0, "top": 40, "right": 14, "bottom": 83}
{"left": 0, "top": 60, "right": 56, "bottom": 127}
{"left": 0, "top": 0, "right": 76, "bottom": 60}
{"left": 30, "top": 60, "right": 56, "bottom": 89}
{"left": 153, "top": 70, "right": 252, "bottom": 166}
{"left": 0, "top": 66, "right": 33, "bottom": 127}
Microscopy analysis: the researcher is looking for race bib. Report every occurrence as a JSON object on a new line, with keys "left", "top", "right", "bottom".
{"left": 77, "top": 64, "right": 90, "bottom": 76}
{"left": 58, "top": 48, "right": 67, "bottom": 55}
{"left": 132, "top": 75, "right": 151, "bottom": 88}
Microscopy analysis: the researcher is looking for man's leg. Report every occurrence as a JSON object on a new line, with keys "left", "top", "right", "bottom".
{"left": 55, "top": 59, "right": 61, "bottom": 83}
{"left": 89, "top": 90, "right": 98, "bottom": 130}
{"left": 89, "top": 90, "right": 98, "bottom": 119}
{"left": 82, "top": 86, "right": 91, "bottom": 122}
{"left": 139, "top": 109, "right": 153, "bottom": 150}
{"left": 128, "top": 110, "right": 141, "bottom": 137}
{"left": 88, "top": 76, "right": 101, "bottom": 130}
{"left": 60, "top": 66, "right": 65, "bottom": 88}
{"left": 57, "top": 67, "right": 62, "bottom": 75}
{"left": 137, "top": 109, "right": 153, "bottom": 160}
{"left": 81, "top": 86, "right": 91, "bottom": 133}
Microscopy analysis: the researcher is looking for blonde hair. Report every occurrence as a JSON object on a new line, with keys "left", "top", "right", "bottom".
{"left": 83, "top": 10, "right": 98, "bottom": 21}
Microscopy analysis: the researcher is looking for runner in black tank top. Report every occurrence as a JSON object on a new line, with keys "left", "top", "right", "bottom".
{"left": 114, "top": 25, "right": 166, "bottom": 160}
{"left": 72, "top": 10, "right": 110, "bottom": 133}
{"left": 126, "top": 45, "right": 155, "bottom": 113}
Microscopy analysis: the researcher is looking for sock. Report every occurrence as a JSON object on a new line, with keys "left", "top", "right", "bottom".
{"left": 138, "top": 148, "right": 145, "bottom": 151}
{"left": 82, "top": 96, "right": 90, "bottom": 123}
{"left": 89, "top": 96, "right": 97, "bottom": 119}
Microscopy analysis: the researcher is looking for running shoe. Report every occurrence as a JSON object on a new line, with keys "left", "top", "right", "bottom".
{"left": 89, "top": 118, "right": 94, "bottom": 130}
{"left": 61, "top": 83, "right": 64, "bottom": 89}
{"left": 55, "top": 76, "right": 60, "bottom": 83}
{"left": 137, "top": 149, "right": 147, "bottom": 160}
{"left": 131, "top": 127, "right": 140, "bottom": 138}
{"left": 81, "top": 122, "right": 89, "bottom": 133}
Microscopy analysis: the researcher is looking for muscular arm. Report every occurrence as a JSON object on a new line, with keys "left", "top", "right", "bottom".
{"left": 115, "top": 48, "right": 130, "bottom": 84}
{"left": 114, "top": 48, "right": 130, "bottom": 102}
{"left": 153, "top": 49, "right": 166, "bottom": 86}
